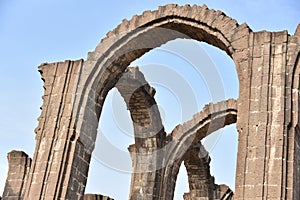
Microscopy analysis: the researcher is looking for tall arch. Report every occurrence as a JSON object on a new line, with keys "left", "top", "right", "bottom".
{"left": 71, "top": 7, "right": 250, "bottom": 199}
{"left": 73, "top": 5, "right": 248, "bottom": 199}
{"left": 18, "top": 4, "right": 299, "bottom": 200}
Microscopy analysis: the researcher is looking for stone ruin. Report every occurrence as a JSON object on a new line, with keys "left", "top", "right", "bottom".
{"left": 1, "top": 3, "right": 300, "bottom": 200}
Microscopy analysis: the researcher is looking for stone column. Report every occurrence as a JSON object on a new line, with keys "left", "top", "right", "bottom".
{"left": 116, "top": 68, "right": 166, "bottom": 200}
{"left": 22, "top": 60, "right": 91, "bottom": 200}
{"left": 2, "top": 151, "right": 31, "bottom": 200}
{"left": 234, "top": 30, "right": 292, "bottom": 199}
{"left": 184, "top": 143, "right": 214, "bottom": 200}
{"left": 183, "top": 142, "right": 234, "bottom": 200}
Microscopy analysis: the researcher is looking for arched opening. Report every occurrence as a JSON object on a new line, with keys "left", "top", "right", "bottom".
{"left": 85, "top": 38, "right": 239, "bottom": 199}
{"left": 17, "top": 3, "right": 299, "bottom": 200}
{"left": 77, "top": 4, "right": 250, "bottom": 199}
{"left": 85, "top": 88, "right": 133, "bottom": 199}
{"left": 86, "top": 66, "right": 166, "bottom": 199}
{"left": 174, "top": 163, "right": 189, "bottom": 199}
{"left": 130, "top": 39, "right": 239, "bottom": 199}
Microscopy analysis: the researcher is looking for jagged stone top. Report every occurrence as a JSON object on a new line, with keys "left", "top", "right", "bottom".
{"left": 7, "top": 150, "right": 29, "bottom": 158}
{"left": 116, "top": 66, "right": 156, "bottom": 98}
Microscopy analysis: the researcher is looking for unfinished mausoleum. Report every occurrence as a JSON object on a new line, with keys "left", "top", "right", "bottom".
{"left": 2, "top": 4, "right": 300, "bottom": 200}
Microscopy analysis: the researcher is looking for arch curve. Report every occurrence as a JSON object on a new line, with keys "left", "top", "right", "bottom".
{"left": 75, "top": 4, "right": 249, "bottom": 153}
{"left": 160, "top": 98, "right": 237, "bottom": 199}
{"left": 12, "top": 3, "right": 298, "bottom": 200}
{"left": 109, "top": 66, "right": 238, "bottom": 199}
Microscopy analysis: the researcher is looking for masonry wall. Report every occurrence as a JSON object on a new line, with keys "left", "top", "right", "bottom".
{"left": 1, "top": 4, "right": 299, "bottom": 200}
{"left": 293, "top": 128, "right": 300, "bottom": 200}
{"left": 21, "top": 60, "right": 91, "bottom": 200}
{"left": 2, "top": 151, "right": 31, "bottom": 200}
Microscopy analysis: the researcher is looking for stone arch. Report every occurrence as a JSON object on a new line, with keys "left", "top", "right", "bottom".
{"left": 115, "top": 67, "right": 165, "bottom": 146}
{"left": 104, "top": 66, "right": 238, "bottom": 199}
{"left": 160, "top": 98, "right": 237, "bottom": 199}
{"left": 73, "top": 4, "right": 247, "bottom": 197}
{"left": 19, "top": 3, "right": 299, "bottom": 200}
{"left": 291, "top": 29, "right": 300, "bottom": 127}
{"left": 75, "top": 2, "right": 250, "bottom": 162}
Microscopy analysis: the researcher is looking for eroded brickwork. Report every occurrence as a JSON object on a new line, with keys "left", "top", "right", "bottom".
{"left": 183, "top": 143, "right": 233, "bottom": 200}
{"left": 116, "top": 67, "right": 166, "bottom": 199}
{"left": 2, "top": 151, "right": 31, "bottom": 200}
{"left": 22, "top": 60, "right": 91, "bottom": 200}
{"left": 2, "top": 4, "right": 299, "bottom": 200}
{"left": 116, "top": 68, "right": 236, "bottom": 199}
{"left": 160, "top": 99, "right": 237, "bottom": 199}
{"left": 184, "top": 143, "right": 218, "bottom": 199}
{"left": 83, "top": 194, "right": 113, "bottom": 200}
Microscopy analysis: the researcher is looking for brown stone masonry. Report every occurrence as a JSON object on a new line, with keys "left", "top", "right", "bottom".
{"left": 83, "top": 194, "right": 113, "bottom": 200}
{"left": 2, "top": 151, "right": 31, "bottom": 200}
{"left": 1, "top": 4, "right": 299, "bottom": 200}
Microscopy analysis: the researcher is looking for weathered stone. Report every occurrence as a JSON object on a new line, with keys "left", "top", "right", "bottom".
{"left": 2, "top": 151, "right": 31, "bottom": 200}
{"left": 1, "top": 3, "right": 299, "bottom": 200}
{"left": 84, "top": 194, "right": 113, "bottom": 200}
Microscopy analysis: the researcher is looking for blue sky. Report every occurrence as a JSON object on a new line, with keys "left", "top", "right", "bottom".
{"left": 0, "top": 0, "right": 299, "bottom": 199}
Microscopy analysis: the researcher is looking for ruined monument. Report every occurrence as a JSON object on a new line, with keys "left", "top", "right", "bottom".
{"left": 2, "top": 3, "right": 300, "bottom": 200}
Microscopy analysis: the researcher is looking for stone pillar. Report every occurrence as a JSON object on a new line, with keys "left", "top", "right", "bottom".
{"left": 183, "top": 143, "right": 234, "bottom": 200}
{"left": 184, "top": 144, "right": 214, "bottom": 200}
{"left": 22, "top": 60, "right": 90, "bottom": 200}
{"left": 128, "top": 143, "right": 165, "bottom": 200}
{"left": 116, "top": 68, "right": 166, "bottom": 200}
{"left": 234, "top": 30, "right": 291, "bottom": 199}
{"left": 84, "top": 194, "right": 113, "bottom": 200}
{"left": 2, "top": 151, "right": 31, "bottom": 200}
